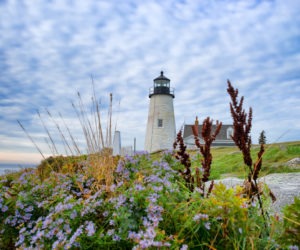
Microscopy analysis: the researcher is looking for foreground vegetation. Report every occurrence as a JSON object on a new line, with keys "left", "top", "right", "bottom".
{"left": 1, "top": 150, "right": 299, "bottom": 249}
{"left": 1, "top": 80, "right": 299, "bottom": 249}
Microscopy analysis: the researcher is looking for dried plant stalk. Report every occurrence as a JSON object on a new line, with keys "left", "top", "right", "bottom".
{"left": 173, "top": 129, "right": 194, "bottom": 192}
{"left": 227, "top": 79, "right": 275, "bottom": 224}
{"left": 191, "top": 116, "right": 222, "bottom": 196}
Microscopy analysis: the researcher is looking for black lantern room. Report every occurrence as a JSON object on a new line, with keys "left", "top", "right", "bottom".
{"left": 149, "top": 71, "right": 174, "bottom": 98}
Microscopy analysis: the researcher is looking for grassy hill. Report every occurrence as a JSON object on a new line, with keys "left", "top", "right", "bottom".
{"left": 151, "top": 141, "right": 300, "bottom": 180}
{"left": 197, "top": 141, "right": 300, "bottom": 179}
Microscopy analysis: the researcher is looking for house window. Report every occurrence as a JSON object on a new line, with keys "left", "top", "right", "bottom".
{"left": 227, "top": 127, "right": 234, "bottom": 139}
{"left": 158, "top": 119, "right": 163, "bottom": 128}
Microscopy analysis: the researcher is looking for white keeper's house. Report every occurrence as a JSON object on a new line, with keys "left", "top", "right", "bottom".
{"left": 182, "top": 124, "right": 235, "bottom": 149}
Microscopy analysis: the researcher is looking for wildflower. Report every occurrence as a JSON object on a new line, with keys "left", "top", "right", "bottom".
{"left": 64, "top": 225, "right": 72, "bottom": 234}
{"left": 205, "top": 222, "right": 211, "bottom": 230}
{"left": 110, "top": 184, "right": 116, "bottom": 192}
{"left": 240, "top": 202, "right": 249, "bottom": 208}
{"left": 86, "top": 221, "right": 96, "bottom": 236}
{"left": 109, "top": 220, "right": 115, "bottom": 226}
{"left": 43, "top": 218, "right": 52, "bottom": 228}
{"left": 113, "top": 234, "right": 121, "bottom": 241}
{"left": 107, "top": 229, "right": 115, "bottom": 236}
{"left": 238, "top": 228, "right": 242, "bottom": 234}
{"left": 69, "top": 226, "right": 83, "bottom": 244}
{"left": 153, "top": 241, "right": 164, "bottom": 247}
{"left": 37, "top": 230, "right": 44, "bottom": 239}
{"left": 56, "top": 218, "right": 64, "bottom": 225}
{"left": 193, "top": 213, "right": 208, "bottom": 222}
{"left": 289, "top": 246, "right": 299, "bottom": 250}
{"left": 128, "top": 231, "right": 141, "bottom": 240}
{"left": 181, "top": 244, "right": 188, "bottom": 250}
{"left": 103, "top": 211, "right": 109, "bottom": 217}
{"left": 164, "top": 181, "right": 171, "bottom": 187}
{"left": 134, "top": 184, "right": 145, "bottom": 191}
{"left": 70, "top": 210, "right": 77, "bottom": 219}
{"left": 25, "top": 206, "right": 34, "bottom": 212}
{"left": 1, "top": 205, "right": 8, "bottom": 212}
{"left": 143, "top": 219, "right": 151, "bottom": 227}
{"left": 152, "top": 186, "right": 163, "bottom": 192}
{"left": 144, "top": 227, "right": 156, "bottom": 239}
{"left": 65, "top": 243, "right": 72, "bottom": 249}
{"left": 16, "top": 234, "right": 25, "bottom": 246}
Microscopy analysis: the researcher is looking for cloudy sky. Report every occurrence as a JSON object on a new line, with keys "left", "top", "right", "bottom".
{"left": 0, "top": 0, "right": 299, "bottom": 163}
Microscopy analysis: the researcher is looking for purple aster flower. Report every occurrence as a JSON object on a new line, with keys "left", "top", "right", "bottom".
{"left": 42, "top": 218, "right": 52, "bottom": 229}
{"left": 70, "top": 210, "right": 77, "bottom": 219}
{"left": 240, "top": 201, "right": 249, "bottom": 208}
{"left": 1, "top": 205, "right": 8, "bottom": 212}
{"left": 238, "top": 228, "right": 242, "bottom": 234}
{"left": 139, "top": 239, "right": 153, "bottom": 248}
{"left": 107, "top": 229, "right": 114, "bottom": 236}
{"left": 65, "top": 243, "right": 72, "bottom": 249}
{"left": 128, "top": 231, "right": 136, "bottom": 239}
{"left": 37, "top": 230, "right": 44, "bottom": 239}
{"left": 103, "top": 211, "right": 109, "bottom": 217}
{"left": 205, "top": 222, "right": 211, "bottom": 230}
{"left": 113, "top": 234, "right": 121, "bottom": 241}
{"left": 25, "top": 206, "right": 34, "bottom": 212}
{"left": 144, "top": 227, "right": 156, "bottom": 239}
{"left": 152, "top": 186, "right": 163, "bottom": 192}
{"left": 86, "top": 221, "right": 96, "bottom": 236}
{"left": 143, "top": 219, "right": 151, "bottom": 227}
{"left": 56, "top": 218, "right": 64, "bottom": 225}
{"left": 193, "top": 213, "right": 209, "bottom": 222}
{"left": 110, "top": 184, "right": 116, "bottom": 192}
{"left": 52, "top": 240, "right": 60, "bottom": 249}
{"left": 289, "top": 246, "right": 299, "bottom": 250}
{"left": 164, "top": 181, "right": 171, "bottom": 188}
{"left": 181, "top": 244, "right": 188, "bottom": 250}
{"left": 134, "top": 184, "right": 145, "bottom": 191}
{"left": 153, "top": 241, "right": 164, "bottom": 247}
{"left": 16, "top": 234, "right": 25, "bottom": 246}
{"left": 69, "top": 226, "right": 83, "bottom": 244}
{"left": 64, "top": 225, "right": 72, "bottom": 234}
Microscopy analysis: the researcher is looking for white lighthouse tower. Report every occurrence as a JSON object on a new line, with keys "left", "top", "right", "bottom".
{"left": 144, "top": 71, "right": 176, "bottom": 153}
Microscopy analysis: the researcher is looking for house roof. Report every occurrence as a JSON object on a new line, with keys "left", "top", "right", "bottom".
{"left": 183, "top": 124, "right": 234, "bottom": 141}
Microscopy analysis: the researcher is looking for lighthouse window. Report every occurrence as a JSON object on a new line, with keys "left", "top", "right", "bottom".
{"left": 158, "top": 119, "right": 163, "bottom": 127}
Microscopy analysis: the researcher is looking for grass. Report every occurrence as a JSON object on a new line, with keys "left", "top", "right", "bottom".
{"left": 210, "top": 141, "right": 300, "bottom": 179}
{"left": 150, "top": 141, "right": 300, "bottom": 180}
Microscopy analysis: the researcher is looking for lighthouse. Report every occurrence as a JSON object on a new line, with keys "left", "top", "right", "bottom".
{"left": 144, "top": 71, "right": 176, "bottom": 153}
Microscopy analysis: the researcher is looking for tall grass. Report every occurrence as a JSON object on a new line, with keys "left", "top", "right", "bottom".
{"left": 18, "top": 80, "right": 117, "bottom": 190}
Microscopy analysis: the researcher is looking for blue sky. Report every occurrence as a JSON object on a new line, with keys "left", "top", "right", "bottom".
{"left": 0, "top": 0, "right": 299, "bottom": 163}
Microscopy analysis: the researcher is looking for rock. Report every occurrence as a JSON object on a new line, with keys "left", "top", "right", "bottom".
{"left": 228, "top": 151, "right": 241, "bottom": 155}
{"left": 285, "top": 157, "right": 300, "bottom": 168}
{"left": 260, "top": 173, "right": 300, "bottom": 213}
{"left": 279, "top": 144, "right": 287, "bottom": 151}
{"left": 207, "top": 173, "right": 300, "bottom": 214}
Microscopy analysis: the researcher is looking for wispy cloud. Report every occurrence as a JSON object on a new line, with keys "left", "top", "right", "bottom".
{"left": 0, "top": 0, "right": 299, "bottom": 162}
